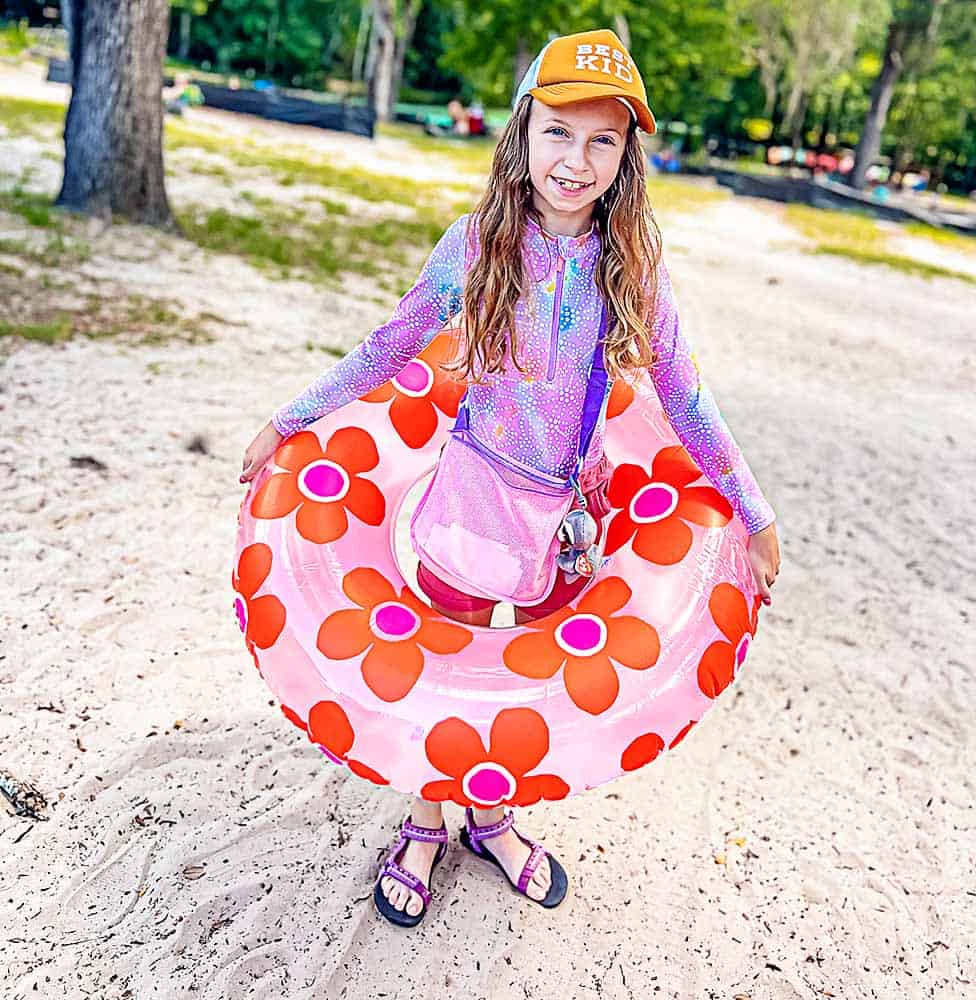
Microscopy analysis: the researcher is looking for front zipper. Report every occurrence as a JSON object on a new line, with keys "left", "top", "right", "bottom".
{"left": 545, "top": 254, "right": 566, "bottom": 381}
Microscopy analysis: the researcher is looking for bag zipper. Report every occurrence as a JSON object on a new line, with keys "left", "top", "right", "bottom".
{"left": 546, "top": 255, "right": 566, "bottom": 381}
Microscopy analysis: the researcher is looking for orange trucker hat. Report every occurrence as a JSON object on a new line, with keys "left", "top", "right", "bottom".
{"left": 513, "top": 29, "right": 657, "bottom": 134}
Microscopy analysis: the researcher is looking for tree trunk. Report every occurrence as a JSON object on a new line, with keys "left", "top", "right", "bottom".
{"left": 56, "top": 0, "right": 173, "bottom": 228}
{"left": 389, "top": 0, "right": 422, "bottom": 119}
{"left": 849, "top": 22, "right": 905, "bottom": 189}
{"left": 178, "top": 10, "right": 191, "bottom": 62}
{"left": 368, "top": 0, "right": 395, "bottom": 122}
{"left": 352, "top": 0, "right": 371, "bottom": 83}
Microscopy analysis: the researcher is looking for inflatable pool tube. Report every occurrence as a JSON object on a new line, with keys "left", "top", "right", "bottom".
{"left": 232, "top": 333, "right": 762, "bottom": 806}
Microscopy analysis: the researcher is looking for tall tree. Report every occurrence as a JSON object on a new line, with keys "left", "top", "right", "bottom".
{"left": 57, "top": 0, "right": 173, "bottom": 227}
{"left": 367, "top": 0, "right": 422, "bottom": 120}
{"left": 849, "top": 0, "right": 946, "bottom": 188}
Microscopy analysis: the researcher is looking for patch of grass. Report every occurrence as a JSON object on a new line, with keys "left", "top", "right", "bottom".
{"left": 164, "top": 120, "right": 470, "bottom": 206}
{"left": 0, "top": 186, "right": 56, "bottom": 227}
{"left": 783, "top": 202, "right": 883, "bottom": 248}
{"left": 0, "top": 96, "right": 66, "bottom": 137}
{"left": 0, "top": 19, "right": 32, "bottom": 56}
{"left": 0, "top": 316, "right": 72, "bottom": 342}
{"left": 783, "top": 201, "right": 976, "bottom": 282}
{"left": 646, "top": 175, "right": 729, "bottom": 217}
{"left": 376, "top": 121, "right": 496, "bottom": 175}
{"left": 813, "top": 244, "right": 976, "bottom": 285}
{"left": 903, "top": 221, "right": 976, "bottom": 256}
{"left": 175, "top": 201, "right": 447, "bottom": 284}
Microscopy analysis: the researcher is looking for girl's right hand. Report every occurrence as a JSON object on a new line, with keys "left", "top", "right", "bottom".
{"left": 240, "top": 420, "right": 284, "bottom": 483}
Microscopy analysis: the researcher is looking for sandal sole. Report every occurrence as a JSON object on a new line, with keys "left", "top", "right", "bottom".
{"left": 459, "top": 827, "right": 568, "bottom": 908}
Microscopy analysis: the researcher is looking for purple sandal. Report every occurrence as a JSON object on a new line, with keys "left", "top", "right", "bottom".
{"left": 458, "top": 806, "right": 568, "bottom": 908}
{"left": 373, "top": 815, "right": 449, "bottom": 927}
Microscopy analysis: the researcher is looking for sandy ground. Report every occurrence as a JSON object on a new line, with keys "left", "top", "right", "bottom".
{"left": 1, "top": 63, "right": 975, "bottom": 1000}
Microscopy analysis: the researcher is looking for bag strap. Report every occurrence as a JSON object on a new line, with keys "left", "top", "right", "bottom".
{"left": 571, "top": 303, "right": 609, "bottom": 490}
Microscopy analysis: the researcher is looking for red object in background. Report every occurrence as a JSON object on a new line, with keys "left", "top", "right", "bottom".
{"left": 467, "top": 109, "right": 485, "bottom": 136}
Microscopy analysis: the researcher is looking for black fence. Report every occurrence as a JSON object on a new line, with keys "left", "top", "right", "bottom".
{"left": 46, "top": 59, "right": 376, "bottom": 139}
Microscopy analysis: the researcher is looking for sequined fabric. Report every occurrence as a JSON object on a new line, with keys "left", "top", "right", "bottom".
{"left": 271, "top": 214, "right": 775, "bottom": 534}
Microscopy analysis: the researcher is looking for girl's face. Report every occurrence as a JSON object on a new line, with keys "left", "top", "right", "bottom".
{"left": 526, "top": 97, "right": 631, "bottom": 228}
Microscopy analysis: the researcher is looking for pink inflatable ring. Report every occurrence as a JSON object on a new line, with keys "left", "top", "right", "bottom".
{"left": 233, "top": 334, "right": 762, "bottom": 806}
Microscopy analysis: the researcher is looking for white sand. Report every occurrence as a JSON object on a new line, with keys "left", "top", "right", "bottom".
{"left": 1, "top": 63, "right": 975, "bottom": 999}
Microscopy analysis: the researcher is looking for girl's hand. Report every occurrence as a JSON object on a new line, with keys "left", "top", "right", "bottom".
{"left": 240, "top": 420, "right": 284, "bottom": 483}
{"left": 747, "top": 522, "right": 780, "bottom": 606}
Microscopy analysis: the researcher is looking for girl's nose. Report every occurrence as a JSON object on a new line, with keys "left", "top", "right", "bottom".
{"left": 562, "top": 142, "right": 589, "bottom": 173}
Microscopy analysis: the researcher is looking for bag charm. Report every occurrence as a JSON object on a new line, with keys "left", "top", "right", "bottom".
{"left": 556, "top": 507, "right": 606, "bottom": 580}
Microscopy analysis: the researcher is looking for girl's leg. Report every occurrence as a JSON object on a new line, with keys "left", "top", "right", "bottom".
{"left": 470, "top": 805, "right": 552, "bottom": 902}
{"left": 379, "top": 796, "right": 445, "bottom": 917}
{"left": 379, "top": 580, "right": 493, "bottom": 915}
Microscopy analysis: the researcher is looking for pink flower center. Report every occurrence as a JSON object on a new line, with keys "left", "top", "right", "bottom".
{"left": 318, "top": 744, "right": 345, "bottom": 765}
{"left": 630, "top": 482, "right": 679, "bottom": 524}
{"left": 392, "top": 359, "right": 434, "bottom": 397}
{"left": 554, "top": 613, "right": 607, "bottom": 656}
{"left": 734, "top": 633, "right": 750, "bottom": 669}
{"left": 462, "top": 762, "right": 517, "bottom": 806}
{"left": 370, "top": 601, "right": 421, "bottom": 642}
{"left": 233, "top": 597, "right": 247, "bottom": 633}
{"left": 298, "top": 459, "right": 350, "bottom": 502}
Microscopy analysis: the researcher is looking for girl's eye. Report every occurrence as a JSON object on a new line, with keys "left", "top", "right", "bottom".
{"left": 594, "top": 136, "right": 615, "bottom": 146}
{"left": 546, "top": 127, "right": 568, "bottom": 137}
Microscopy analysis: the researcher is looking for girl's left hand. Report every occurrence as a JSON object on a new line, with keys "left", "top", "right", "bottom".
{"left": 747, "top": 522, "right": 780, "bottom": 606}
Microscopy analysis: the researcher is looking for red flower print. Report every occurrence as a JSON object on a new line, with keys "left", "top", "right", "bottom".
{"left": 604, "top": 445, "right": 732, "bottom": 566}
{"left": 502, "top": 576, "right": 660, "bottom": 716}
{"left": 620, "top": 719, "right": 697, "bottom": 772}
{"left": 249, "top": 427, "right": 385, "bottom": 544}
{"left": 359, "top": 333, "right": 466, "bottom": 449}
{"left": 317, "top": 567, "right": 472, "bottom": 702}
{"left": 420, "top": 708, "right": 569, "bottom": 807}
{"left": 307, "top": 700, "right": 389, "bottom": 784}
{"left": 606, "top": 377, "right": 634, "bottom": 419}
{"left": 232, "top": 543, "right": 286, "bottom": 671}
{"left": 697, "top": 584, "right": 761, "bottom": 698}
{"left": 277, "top": 701, "right": 388, "bottom": 784}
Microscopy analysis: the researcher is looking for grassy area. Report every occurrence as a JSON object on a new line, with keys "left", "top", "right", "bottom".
{"left": 783, "top": 203, "right": 975, "bottom": 284}
{"left": 0, "top": 19, "right": 32, "bottom": 57}
{"left": 0, "top": 95, "right": 66, "bottom": 138}
{"left": 903, "top": 221, "right": 976, "bottom": 256}
{"left": 813, "top": 244, "right": 976, "bottom": 285}
{"left": 647, "top": 175, "right": 729, "bottom": 216}
{"left": 376, "top": 121, "right": 496, "bottom": 175}
{"left": 165, "top": 119, "right": 474, "bottom": 204}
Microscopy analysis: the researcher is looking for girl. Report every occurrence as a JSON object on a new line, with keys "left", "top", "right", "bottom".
{"left": 240, "top": 29, "right": 780, "bottom": 927}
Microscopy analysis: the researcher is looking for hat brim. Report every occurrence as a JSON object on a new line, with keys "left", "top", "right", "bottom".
{"left": 529, "top": 82, "right": 657, "bottom": 134}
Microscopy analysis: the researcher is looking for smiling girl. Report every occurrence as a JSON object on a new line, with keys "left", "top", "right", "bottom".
{"left": 241, "top": 28, "right": 780, "bottom": 927}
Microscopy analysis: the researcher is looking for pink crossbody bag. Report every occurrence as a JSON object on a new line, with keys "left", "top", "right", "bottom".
{"left": 409, "top": 307, "right": 611, "bottom": 605}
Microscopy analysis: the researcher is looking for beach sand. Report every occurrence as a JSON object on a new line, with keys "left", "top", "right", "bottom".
{"left": 1, "top": 63, "right": 974, "bottom": 999}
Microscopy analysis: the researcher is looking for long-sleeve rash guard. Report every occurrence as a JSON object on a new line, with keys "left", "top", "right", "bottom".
{"left": 272, "top": 213, "right": 776, "bottom": 535}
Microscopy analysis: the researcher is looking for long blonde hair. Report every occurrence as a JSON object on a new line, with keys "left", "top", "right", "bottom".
{"left": 443, "top": 94, "right": 663, "bottom": 385}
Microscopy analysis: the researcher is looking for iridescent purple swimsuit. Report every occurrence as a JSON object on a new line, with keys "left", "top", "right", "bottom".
{"left": 272, "top": 214, "right": 775, "bottom": 535}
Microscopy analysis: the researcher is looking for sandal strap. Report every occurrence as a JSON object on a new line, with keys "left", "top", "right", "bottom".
{"left": 464, "top": 806, "right": 514, "bottom": 847}
{"left": 402, "top": 817, "right": 448, "bottom": 843}
{"left": 379, "top": 859, "right": 432, "bottom": 907}
{"left": 517, "top": 841, "right": 547, "bottom": 895}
